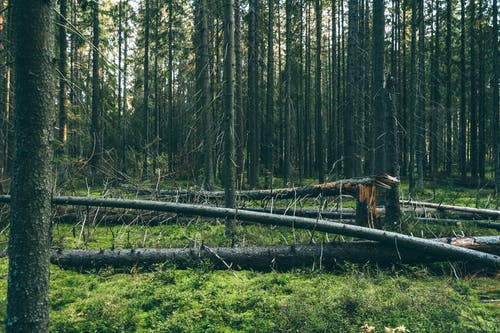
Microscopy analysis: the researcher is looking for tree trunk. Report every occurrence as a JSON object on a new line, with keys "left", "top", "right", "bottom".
{"left": 445, "top": 0, "right": 452, "bottom": 175}
{"left": 58, "top": 0, "right": 68, "bottom": 152}
{"left": 223, "top": 0, "right": 236, "bottom": 237}
{"left": 315, "top": 0, "right": 324, "bottom": 183}
{"left": 11, "top": 237, "right": 498, "bottom": 271}
{"left": 493, "top": 0, "right": 499, "bottom": 195}
{"left": 196, "top": 0, "right": 215, "bottom": 190}
{"left": 283, "top": 0, "right": 292, "bottom": 186}
{"left": 344, "top": 0, "right": 359, "bottom": 178}
{"left": 6, "top": 0, "right": 55, "bottom": 331}
{"left": 469, "top": 0, "right": 478, "bottom": 180}
{"left": 248, "top": 0, "right": 259, "bottom": 189}
{"left": 264, "top": 0, "right": 274, "bottom": 187}
{"left": 142, "top": 0, "right": 150, "bottom": 177}
{"left": 372, "top": 0, "right": 385, "bottom": 175}
{"left": 90, "top": 0, "right": 101, "bottom": 179}
{"left": 5, "top": 195, "right": 499, "bottom": 268}
{"left": 234, "top": 0, "right": 244, "bottom": 189}
{"left": 459, "top": 0, "right": 467, "bottom": 180}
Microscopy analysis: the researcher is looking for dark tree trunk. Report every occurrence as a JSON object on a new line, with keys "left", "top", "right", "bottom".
{"left": 315, "top": 0, "right": 324, "bottom": 183}
{"left": 117, "top": 0, "right": 123, "bottom": 170}
{"left": 58, "top": 0, "right": 68, "bottom": 152}
{"left": 264, "top": 0, "right": 274, "bottom": 187}
{"left": 6, "top": 0, "right": 56, "bottom": 331}
{"left": 283, "top": 0, "right": 292, "bottom": 186}
{"left": 168, "top": 0, "right": 174, "bottom": 172}
{"left": 248, "top": 0, "right": 259, "bottom": 189}
{"left": 429, "top": 0, "right": 440, "bottom": 181}
{"left": 477, "top": 0, "right": 486, "bottom": 181}
{"left": 409, "top": 0, "right": 417, "bottom": 197}
{"left": 223, "top": 0, "right": 236, "bottom": 237}
{"left": 234, "top": 0, "right": 244, "bottom": 189}
{"left": 445, "top": 0, "right": 452, "bottom": 175}
{"left": 416, "top": 0, "right": 425, "bottom": 191}
{"left": 90, "top": 0, "right": 101, "bottom": 179}
{"left": 372, "top": 0, "right": 385, "bottom": 175}
{"left": 344, "top": 0, "right": 359, "bottom": 178}
{"left": 196, "top": 0, "right": 215, "bottom": 190}
{"left": 459, "top": 0, "right": 467, "bottom": 180}
{"left": 142, "top": 0, "right": 150, "bottom": 177}
{"left": 493, "top": 0, "right": 499, "bottom": 194}
{"left": 152, "top": 0, "right": 160, "bottom": 172}
{"left": 469, "top": 0, "right": 478, "bottom": 180}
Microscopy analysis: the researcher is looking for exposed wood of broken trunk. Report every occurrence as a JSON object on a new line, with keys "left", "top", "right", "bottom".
{"left": 0, "top": 236, "right": 496, "bottom": 270}
{"left": 0, "top": 195, "right": 498, "bottom": 268}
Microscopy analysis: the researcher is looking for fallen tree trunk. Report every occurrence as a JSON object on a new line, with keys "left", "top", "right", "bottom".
{"left": 0, "top": 236, "right": 497, "bottom": 270}
{"left": 414, "top": 217, "right": 500, "bottom": 230}
{"left": 122, "top": 175, "right": 398, "bottom": 200}
{"left": 0, "top": 195, "right": 498, "bottom": 268}
{"left": 401, "top": 200, "right": 500, "bottom": 218}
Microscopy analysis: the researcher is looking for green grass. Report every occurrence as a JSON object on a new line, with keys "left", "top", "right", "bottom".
{"left": 0, "top": 259, "right": 499, "bottom": 332}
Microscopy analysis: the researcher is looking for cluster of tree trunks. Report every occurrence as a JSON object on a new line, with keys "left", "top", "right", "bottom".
{"left": 1, "top": 236, "right": 497, "bottom": 271}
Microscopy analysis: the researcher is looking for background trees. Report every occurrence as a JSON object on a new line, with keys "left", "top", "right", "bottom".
{"left": 0, "top": 0, "right": 497, "bottom": 194}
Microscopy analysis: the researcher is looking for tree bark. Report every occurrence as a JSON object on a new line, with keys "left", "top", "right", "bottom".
{"left": 6, "top": 0, "right": 56, "bottom": 331}
{"left": 223, "top": 0, "right": 236, "bottom": 237}
{"left": 142, "top": 0, "right": 150, "bottom": 178}
{"left": 58, "top": 0, "right": 68, "bottom": 151}
{"left": 492, "top": 0, "right": 499, "bottom": 194}
{"left": 90, "top": 0, "right": 101, "bottom": 179}
{"left": 248, "top": 0, "right": 259, "bottom": 189}
{"left": 315, "top": 0, "right": 324, "bottom": 183}
{"left": 2, "top": 194, "right": 499, "bottom": 267}
{"left": 401, "top": 200, "right": 500, "bottom": 218}
{"left": 6, "top": 236, "right": 498, "bottom": 271}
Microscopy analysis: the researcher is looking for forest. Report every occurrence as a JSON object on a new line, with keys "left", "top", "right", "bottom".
{"left": 0, "top": 0, "right": 499, "bottom": 332}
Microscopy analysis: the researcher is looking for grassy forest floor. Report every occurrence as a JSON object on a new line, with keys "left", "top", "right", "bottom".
{"left": 0, "top": 180, "right": 499, "bottom": 332}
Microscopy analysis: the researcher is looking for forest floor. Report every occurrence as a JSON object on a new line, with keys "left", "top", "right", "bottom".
{"left": 0, "top": 180, "right": 499, "bottom": 332}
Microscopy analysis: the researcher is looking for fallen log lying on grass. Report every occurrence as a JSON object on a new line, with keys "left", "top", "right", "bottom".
{"left": 1, "top": 236, "right": 497, "bottom": 270}
{"left": 414, "top": 217, "right": 500, "bottom": 230}
{"left": 123, "top": 174, "right": 399, "bottom": 200}
{"left": 0, "top": 195, "right": 498, "bottom": 268}
{"left": 401, "top": 200, "right": 500, "bottom": 219}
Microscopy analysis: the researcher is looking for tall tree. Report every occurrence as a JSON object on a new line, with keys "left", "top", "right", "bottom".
{"left": 344, "top": 0, "right": 360, "bottom": 178}
{"left": 315, "top": 0, "right": 324, "bottom": 183}
{"left": 372, "top": 0, "right": 385, "bottom": 175}
{"left": 58, "top": 0, "right": 68, "bottom": 151}
{"left": 248, "top": 0, "right": 259, "bottom": 188}
{"left": 409, "top": 0, "right": 418, "bottom": 196}
{"left": 264, "top": 0, "right": 274, "bottom": 186}
{"left": 416, "top": 0, "right": 425, "bottom": 190}
{"left": 469, "top": 0, "right": 478, "bottom": 180}
{"left": 459, "top": 0, "right": 467, "bottom": 179}
{"left": 493, "top": 0, "right": 499, "bottom": 194}
{"left": 445, "top": 0, "right": 452, "bottom": 174}
{"left": 429, "top": 0, "right": 441, "bottom": 180}
{"left": 234, "top": 0, "right": 244, "bottom": 188}
{"left": 223, "top": 0, "right": 236, "bottom": 236}
{"left": 196, "top": 0, "right": 215, "bottom": 189}
{"left": 283, "top": 0, "right": 292, "bottom": 186}
{"left": 329, "top": 0, "right": 338, "bottom": 176}
{"left": 142, "top": 0, "right": 150, "bottom": 177}
{"left": 90, "top": 0, "right": 101, "bottom": 178}
{"left": 6, "top": 0, "right": 56, "bottom": 331}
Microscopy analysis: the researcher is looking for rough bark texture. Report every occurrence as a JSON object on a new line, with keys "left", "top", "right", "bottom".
{"left": 7, "top": 0, "right": 56, "bottom": 331}
{"left": 3, "top": 236, "right": 496, "bottom": 271}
